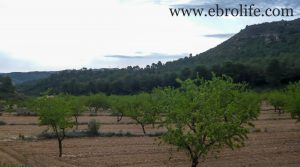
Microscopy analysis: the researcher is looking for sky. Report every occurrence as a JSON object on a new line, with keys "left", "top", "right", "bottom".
{"left": 0, "top": 0, "right": 299, "bottom": 72}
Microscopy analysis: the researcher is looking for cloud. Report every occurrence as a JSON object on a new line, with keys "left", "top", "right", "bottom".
{"left": 104, "top": 53, "right": 187, "bottom": 59}
{"left": 204, "top": 33, "right": 235, "bottom": 39}
{"left": 0, "top": 0, "right": 298, "bottom": 72}
{"left": 90, "top": 53, "right": 188, "bottom": 68}
{"left": 172, "top": 0, "right": 300, "bottom": 8}
{"left": 0, "top": 0, "right": 224, "bottom": 72}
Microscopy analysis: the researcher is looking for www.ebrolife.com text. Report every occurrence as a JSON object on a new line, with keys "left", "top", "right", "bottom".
{"left": 170, "top": 4, "right": 294, "bottom": 17}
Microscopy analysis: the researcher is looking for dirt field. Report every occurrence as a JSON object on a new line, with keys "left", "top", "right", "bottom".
{"left": 0, "top": 103, "right": 299, "bottom": 167}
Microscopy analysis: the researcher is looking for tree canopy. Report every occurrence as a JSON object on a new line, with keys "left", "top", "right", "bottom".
{"left": 157, "top": 76, "right": 260, "bottom": 167}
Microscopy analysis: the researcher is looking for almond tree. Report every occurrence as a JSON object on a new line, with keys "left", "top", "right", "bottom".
{"left": 285, "top": 81, "right": 300, "bottom": 121}
{"left": 267, "top": 91, "right": 287, "bottom": 115}
{"left": 29, "top": 95, "right": 73, "bottom": 157}
{"left": 67, "top": 95, "right": 86, "bottom": 129}
{"left": 85, "top": 93, "right": 110, "bottom": 115}
{"left": 157, "top": 76, "right": 260, "bottom": 167}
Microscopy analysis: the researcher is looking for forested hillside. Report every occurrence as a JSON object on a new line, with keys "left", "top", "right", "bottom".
{"left": 0, "top": 76, "right": 16, "bottom": 99}
{"left": 0, "top": 71, "right": 53, "bottom": 85}
{"left": 19, "top": 18, "right": 300, "bottom": 95}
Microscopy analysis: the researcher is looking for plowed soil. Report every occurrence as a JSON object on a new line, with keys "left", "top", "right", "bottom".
{"left": 0, "top": 103, "right": 299, "bottom": 167}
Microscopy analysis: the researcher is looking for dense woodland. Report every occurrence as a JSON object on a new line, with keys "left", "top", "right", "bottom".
{"left": 0, "top": 76, "right": 16, "bottom": 99}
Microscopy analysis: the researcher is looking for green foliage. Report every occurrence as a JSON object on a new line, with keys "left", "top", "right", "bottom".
{"left": 157, "top": 76, "right": 260, "bottom": 167}
{"left": 64, "top": 95, "right": 86, "bottom": 129}
{"left": 85, "top": 93, "right": 110, "bottom": 114}
{"left": 110, "top": 92, "right": 163, "bottom": 135}
{"left": 29, "top": 95, "right": 73, "bottom": 129}
{"left": 121, "top": 93, "right": 152, "bottom": 135}
{"left": 0, "top": 76, "right": 16, "bottom": 99}
{"left": 285, "top": 81, "right": 300, "bottom": 121}
{"left": 28, "top": 95, "right": 74, "bottom": 157}
{"left": 267, "top": 91, "right": 287, "bottom": 114}
{"left": 87, "top": 119, "right": 100, "bottom": 135}
{"left": 1, "top": 71, "right": 52, "bottom": 85}
{"left": 109, "top": 95, "right": 128, "bottom": 122}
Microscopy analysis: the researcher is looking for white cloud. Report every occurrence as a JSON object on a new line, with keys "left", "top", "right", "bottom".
{"left": 0, "top": 0, "right": 226, "bottom": 72}
{"left": 2, "top": 0, "right": 297, "bottom": 72}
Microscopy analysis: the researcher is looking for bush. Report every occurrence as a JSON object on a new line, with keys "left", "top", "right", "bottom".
{"left": 15, "top": 108, "right": 37, "bottom": 116}
{"left": 0, "top": 120, "right": 6, "bottom": 125}
{"left": 87, "top": 119, "right": 100, "bottom": 135}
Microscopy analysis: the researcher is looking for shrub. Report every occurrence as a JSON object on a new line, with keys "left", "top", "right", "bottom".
{"left": 87, "top": 119, "right": 100, "bottom": 135}
{"left": 0, "top": 120, "right": 6, "bottom": 125}
{"left": 15, "top": 108, "right": 37, "bottom": 116}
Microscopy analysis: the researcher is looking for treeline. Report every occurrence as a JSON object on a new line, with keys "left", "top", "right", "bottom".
{"left": 19, "top": 58, "right": 300, "bottom": 95}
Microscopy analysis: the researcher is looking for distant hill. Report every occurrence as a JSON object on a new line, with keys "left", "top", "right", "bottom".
{"left": 18, "top": 18, "right": 300, "bottom": 95}
{"left": 0, "top": 71, "right": 54, "bottom": 85}
{"left": 164, "top": 18, "right": 300, "bottom": 70}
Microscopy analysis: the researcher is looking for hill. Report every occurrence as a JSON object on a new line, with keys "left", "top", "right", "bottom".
{"left": 0, "top": 71, "right": 54, "bottom": 85}
{"left": 18, "top": 18, "right": 300, "bottom": 95}
{"left": 165, "top": 18, "right": 300, "bottom": 69}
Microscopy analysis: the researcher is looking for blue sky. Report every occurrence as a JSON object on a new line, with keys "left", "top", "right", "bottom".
{"left": 0, "top": 0, "right": 299, "bottom": 72}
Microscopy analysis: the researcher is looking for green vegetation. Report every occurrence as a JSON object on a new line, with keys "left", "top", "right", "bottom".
{"left": 67, "top": 95, "right": 86, "bottom": 129}
{"left": 87, "top": 119, "right": 100, "bottom": 136}
{"left": 267, "top": 91, "right": 287, "bottom": 114}
{"left": 156, "top": 76, "right": 260, "bottom": 167}
{"left": 85, "top": 93, "right": 110, "bottom": 114}
{"left": 0, "top": 76, "right": 16, "bottom": 99}
{"left": 0, "top": 71, "right": 53, "bottom": 85}
{"left": 285, "top": 81, "right": 300, "bottom": 121}
{"left": 28, "top": 95, "right": 73, "bottom": 157}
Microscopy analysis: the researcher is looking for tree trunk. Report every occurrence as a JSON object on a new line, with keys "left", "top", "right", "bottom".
{"left": 117, "top": 113, "right": 123, "bottom": 122}
{"left": 74, "top": 115, "right": 79, "bottom": 130}
{"left": 58, "top": 139, "right": 63, "bottom": 157}
{"left": 191, "top": 158, "right": 199, "bottom": 167}
{"left": 141, "top": 124, "right": 146, "bottom": 135}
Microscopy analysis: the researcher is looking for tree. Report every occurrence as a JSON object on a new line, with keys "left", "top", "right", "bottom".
{"left": 267, "top": 91, "right": 287, "bottom": 115}
{"left": 85, "top": 93, "right": 110, "bottom": 115}
{"left": 266, "top": 59, "right": 282, "bottom": 86}
{"left": 193, "top": 66, "right": 211, "bottom": 80}
{"left": 109, "top": 95, "right": 128, "bottom": 122}
{"left": 121, "top": 93, "right": 154, "bottom": 135}
{"left": 285, "top": 81, "right": 300, "bottom": 121}
{"left": 67, "top": 95, "right": 86, "bottom": 129}
{"left": 0, "top": 76, "right": 15, "bottom": 99}
{"left": 157, "top": 76, "right": 260, "bottom": 167}
{"left": 29, "top": 95, "right": 73, "bottom": 157}
{"left": 180, "top": 67, "right": 192, "bottom": 80}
